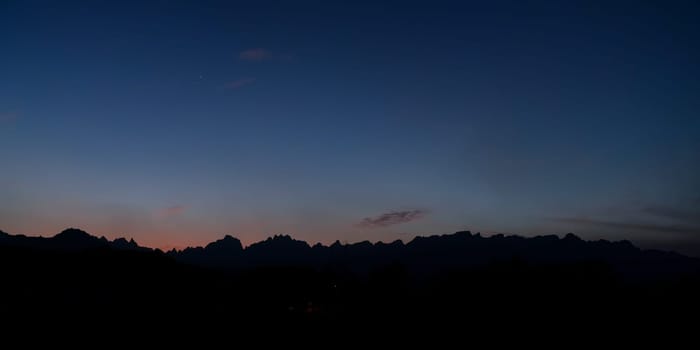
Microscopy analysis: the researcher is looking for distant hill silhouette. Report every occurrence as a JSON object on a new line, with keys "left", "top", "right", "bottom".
{"left": 2, "top": 227, "right": 700, "bottom": 338}
{"left": 0, "top": 228, "right": 151, "bottom": 252}
{"left": 1, "top": 228, "right": 698, "bottom": 279}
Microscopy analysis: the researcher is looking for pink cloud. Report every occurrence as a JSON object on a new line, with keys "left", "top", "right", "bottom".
{"left": 157, "top": 205, "right": 186, "bottom": 218}
{"left": 239, "top": 48, "right": 271, "bottom": 61}
{"left": 225, "top": 77, "right": 256, "bottom": 89}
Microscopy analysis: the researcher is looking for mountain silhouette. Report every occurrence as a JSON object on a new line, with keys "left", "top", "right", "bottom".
{"left": 177, "top": 234, "right": 243, "bottom": 267}
{"left": 2, "top": 227, "right": 700, "bottom": 338}
{"left": 0, "top": 228, "right": 150, "bottom": 252}
{"left": 163, "top": 230, "right": 696, "bottom": 279}
{"left": 1, "top": 228, "right": 697, "bottom": 279}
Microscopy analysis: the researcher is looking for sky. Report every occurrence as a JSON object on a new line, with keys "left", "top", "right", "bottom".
{"left": 1, "top": 1, "right": 699, "bottom": 254}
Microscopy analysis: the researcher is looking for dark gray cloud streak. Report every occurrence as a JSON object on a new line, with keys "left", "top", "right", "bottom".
{"left": 554, "top": 217, "right": 700, "bottom": 236}
{"left": 358, "top": 210, "right": 428, "bottom": 228}
{"left": 642, "top": 206, "right": 700, "bottom": 223}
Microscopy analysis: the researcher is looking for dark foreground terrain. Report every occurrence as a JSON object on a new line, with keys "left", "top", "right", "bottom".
{"left": 2, "top": 228, "right": 699, "bottom": 340}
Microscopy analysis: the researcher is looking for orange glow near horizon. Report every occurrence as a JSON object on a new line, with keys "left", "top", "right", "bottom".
{"left": 0, "top": 221, "right": 433, "bottom": 252}
{"left": 0, "top": 221, "right": 334, "bottom": 251}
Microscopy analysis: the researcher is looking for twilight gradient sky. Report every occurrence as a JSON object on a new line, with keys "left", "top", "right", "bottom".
{"left": 2, "top": 1, "right": 699, "bottom": 253}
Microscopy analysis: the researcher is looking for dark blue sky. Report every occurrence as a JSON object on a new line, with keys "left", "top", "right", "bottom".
{"left": 2, "top": 1, "right": 699, "bottom": 253}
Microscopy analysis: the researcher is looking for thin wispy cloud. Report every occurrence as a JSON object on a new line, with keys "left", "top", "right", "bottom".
{"left": 0, "top": 112, "right": 18, "bottom": 124}
{"left": 239, "top": 48, "right": 271, "bottom": 61}
{"left": 225, "top": 78, "right": 256, "bottom": 89}
{"left": 642, "top": 206, "right": 700, "bottom": 223}
{"left": 156, "top": 205, "right": 186, "bottom": 218}
{"left": 553, "top": 217, "right": 700, "bottom": 236}
{"left": 358, "top": 209, "right": 428, "bottom": 228}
